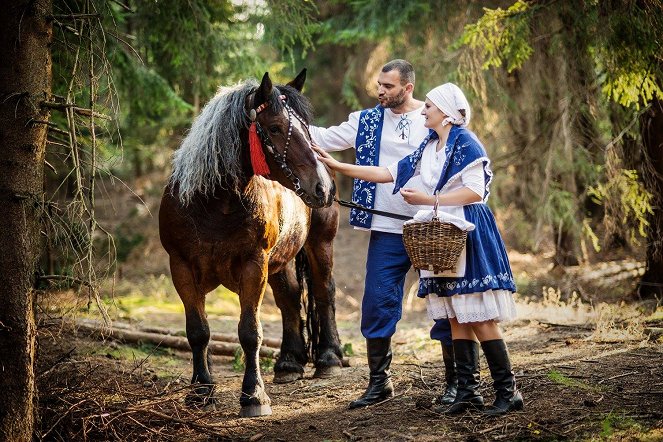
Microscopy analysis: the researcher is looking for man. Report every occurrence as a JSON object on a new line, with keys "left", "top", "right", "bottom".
{"left": 310, "top": 59, "right": 456, "bottom": 409}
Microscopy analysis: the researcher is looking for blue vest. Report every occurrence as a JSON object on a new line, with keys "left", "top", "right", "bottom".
{"left": 350, "top": 105, "right": 385, "bottom": 228}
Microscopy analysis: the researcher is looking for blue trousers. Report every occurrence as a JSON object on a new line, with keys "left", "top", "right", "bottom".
{"left": 430, "top": 318, "right": 452, "bottom": 346}
{"left": 361, "top": 231, "right": 452, "bottom": 344}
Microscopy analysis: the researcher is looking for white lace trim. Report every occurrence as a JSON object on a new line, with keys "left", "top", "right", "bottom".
{"left": 425, "top": 289, "right": 517, "bottom": 323}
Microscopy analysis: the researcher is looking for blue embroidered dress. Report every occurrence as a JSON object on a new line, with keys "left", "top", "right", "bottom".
{"left": 392, "top": 125, "right": 517, "bottom": 323}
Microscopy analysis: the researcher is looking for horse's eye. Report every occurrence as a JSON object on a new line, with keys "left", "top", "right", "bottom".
{"left": 268, "top": 125, "right": 280, "bottom": 134}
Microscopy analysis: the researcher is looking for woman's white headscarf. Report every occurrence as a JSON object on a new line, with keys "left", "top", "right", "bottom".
{"left": 425, "top": 83, "right": 471, "bottom": 127}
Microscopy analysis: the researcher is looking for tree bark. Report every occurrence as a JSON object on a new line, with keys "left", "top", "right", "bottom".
{"left": 0, "top": 1, "right": 52, "bottom": 440}
{"left": 639, "top": 97, "right": 663, "bottom": 298}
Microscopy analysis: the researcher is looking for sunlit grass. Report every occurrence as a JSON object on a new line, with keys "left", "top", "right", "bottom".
{"left": 81, "top": 342, "right": 184, "bottom": 379}
{"left": 91, "top": 274, "right": 241, "bottom": 320}
{"left": 599, "top": 411, "right": 650, "bottom": 439}
{"left": 645, "top": 306, "right": 663, "bottom": 322}
{"left": 547, "top": 369, "right": 601, "bottom": 392}
{"left": 590, "top": 303, "right": 645, "bottom": 343}
{"left": 514, "top": 286, "right": 595, "bottom": 325}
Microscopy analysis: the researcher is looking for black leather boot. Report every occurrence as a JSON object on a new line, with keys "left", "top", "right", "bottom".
{"left": 481, "top": 339, "right": 524, "bottom": 416}
{"left": 436, "top": 342, "right": 457, "bottom": 405}
{"left": 348, "top": 337, "right": 394, "bottom": 409}
{"left": 439, "top": 339, "right": 484, "bottom": 414}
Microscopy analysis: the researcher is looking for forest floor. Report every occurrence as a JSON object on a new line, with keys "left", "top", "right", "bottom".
{"left": 35, "top": 203, "right": 663, "bottom": 441}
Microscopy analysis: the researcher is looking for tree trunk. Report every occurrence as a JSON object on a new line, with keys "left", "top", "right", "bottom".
{"left": 0, "top": 1, "right": 52, "bottom": 440}
{"left": 639, "top": 97, "right": 663, "bottom": 298}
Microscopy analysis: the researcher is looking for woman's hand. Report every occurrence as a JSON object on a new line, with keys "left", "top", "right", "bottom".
{"left": 400, "top": 188, "right": 435, "bottom": 206}
{"left": 312, "top": 145, "right": 394, "bottom": 182}
{"left": 312, "top": 145, "right": 342, "bottom": 170}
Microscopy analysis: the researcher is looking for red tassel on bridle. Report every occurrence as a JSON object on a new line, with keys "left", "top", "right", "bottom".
{"left": 249, "top": 122, "right": 270, "bottom": 176}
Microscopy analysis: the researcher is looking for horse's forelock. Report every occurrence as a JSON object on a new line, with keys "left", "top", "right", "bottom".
{"left": 277, "top": 85, "right": 314, "bottom": 123}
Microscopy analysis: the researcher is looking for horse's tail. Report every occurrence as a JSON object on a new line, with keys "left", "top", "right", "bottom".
{"left": 296, "top": 248, "right": 319, "bottom": 363}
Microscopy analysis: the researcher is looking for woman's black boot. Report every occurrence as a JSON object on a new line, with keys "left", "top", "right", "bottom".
{"left": 481, "top": 339, "right": 524, "bottom": 416}
{"left": 439, "top": 340, "right": 483, "bottom": 414}
{"left": 348, "top": 337, "right": 394, "bottom": 409}
{"left": 436, "top": 342, "right": 457, "bottom": 405}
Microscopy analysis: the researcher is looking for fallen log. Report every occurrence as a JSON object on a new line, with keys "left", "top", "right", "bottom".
{"left": 644, "top": 327, "right": 663, "bottom": 339}
{"left": 69, "top": 320, "right": 352, "bottom": 366}
{"left": 75, "top": 318, "right": 283, "bottom": 349}
{"left": 72, "top": 321, "right": 279, "bottom": 358}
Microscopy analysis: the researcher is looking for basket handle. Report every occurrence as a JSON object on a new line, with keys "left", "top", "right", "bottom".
{"left": 432, "top": 192, "right": 440, "bottom": 221}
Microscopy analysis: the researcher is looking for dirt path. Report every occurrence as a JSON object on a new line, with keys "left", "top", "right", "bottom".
{"left": 35, "top": 207, "right": 663, "bottom": 440}
{"left": 37, "top": 316, "right": 662, "bottom": 441}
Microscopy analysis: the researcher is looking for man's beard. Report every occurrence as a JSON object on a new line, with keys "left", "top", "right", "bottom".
{"left": 380, "top": 89, "right": 406, "bottom": 108}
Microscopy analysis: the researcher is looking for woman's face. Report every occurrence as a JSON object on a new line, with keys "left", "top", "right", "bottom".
{"left": 422, "top": 99, "right": 447, "bottom": 129}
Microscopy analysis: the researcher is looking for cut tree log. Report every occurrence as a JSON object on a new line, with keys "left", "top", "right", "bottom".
{"left": 74, "top": 318, "right": 283, "bottom": 349}
{"left": 70, "top": 320, "right": 279, "bottom": 358}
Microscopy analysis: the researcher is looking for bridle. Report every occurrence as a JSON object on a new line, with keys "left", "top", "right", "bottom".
{"left": 249, "top": 93, "right": 314, "bottom": 201}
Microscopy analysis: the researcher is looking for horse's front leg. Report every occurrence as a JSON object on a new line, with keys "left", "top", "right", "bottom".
{"left": 306, "top": 208, "right": 344, "bottom": 378}
{"left": 238, "top": 255, "right": 272, "bottom": 417}
{"left": 269, "top": 263, "right": 307, "bottom": 383}
{"left": 170, "top": 256, "right": 215, "bottom": 408}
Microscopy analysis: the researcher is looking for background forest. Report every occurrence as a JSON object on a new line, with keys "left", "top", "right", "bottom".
{"left": 39, "top": 0, "right": 663, "bottom": 294}
{"left": 1, "top": 0, "right": 662, "bottom": 440}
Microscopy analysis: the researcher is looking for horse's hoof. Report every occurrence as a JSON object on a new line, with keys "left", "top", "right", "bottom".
{"left": 239, "top": 404, "right": 272, "bottom": 418}
{"left": 313, "top": 364, "right": 342, "bottom": 379}
{"left": 273, "top": 370, "right": 303, "bottom": 383}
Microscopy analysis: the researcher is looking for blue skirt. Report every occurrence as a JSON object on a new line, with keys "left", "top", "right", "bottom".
{"left": 418, "top": 203, "right": 516, "bottom": 298}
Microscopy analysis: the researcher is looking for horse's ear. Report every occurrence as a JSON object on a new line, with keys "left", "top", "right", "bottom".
{"left": 254, "top": 72, "right": 273, "bottom": 108}
{"left": 287, "top": 68, "right": 307, "bottom": 92}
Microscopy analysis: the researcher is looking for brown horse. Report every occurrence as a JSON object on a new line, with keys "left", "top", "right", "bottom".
{"left": 159, "top": 71, "right": 343, "bottom": 417}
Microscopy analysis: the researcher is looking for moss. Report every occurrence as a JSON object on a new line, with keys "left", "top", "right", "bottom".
{"left": 547, "top": 369, "right": 601, "bottom": 392}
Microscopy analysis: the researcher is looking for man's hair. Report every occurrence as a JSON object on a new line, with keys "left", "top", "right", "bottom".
{"left": 381, "top": 59, "right": 415, "bottom": 86}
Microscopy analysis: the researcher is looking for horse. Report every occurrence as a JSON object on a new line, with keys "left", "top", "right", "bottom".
{"left": 159, "top": 70, "right": 344, "bottom": 418}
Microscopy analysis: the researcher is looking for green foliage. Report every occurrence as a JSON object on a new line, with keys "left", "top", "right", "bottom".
{"left": 594, "top": 0, "right": 663, "bottom": 108}
{"left": 232, "top": 347, "right": 245, "bottom": 372}
{"left": 451, "top": 0, "right": 662, "bottom": 259}
{"left": 316, "top": 0, "right": 434, "bottom": 45}
{"left": 264, "top": 0, "right": 318, "bottom": 58}
{"left": 454, "top": 0, "right": 534, "bottom": 72}
{"left": 342, "top": 342, "right": 354, "bottom": 357}
{"left": 114, "top": 230, "right": 144, "bottom": 264}
{"left": 231, "top": 347, "right": 273, "bottom": 372}
{"left": 541, "top": 187, "right": 577, "bottom": 231}
{"left": 582, "top": 218, "right": 601, "bottom": 252}
{"left": 341, "top": 64, "right": 363, "bottom": 110}
{"left": 601, "top": 65, "right": 663, "bottom": 110}
{"left": 260, "top": 357, "right": 274, "bottom": 373}
{"left": 588, "top": 169, "right": 653, "bottom": 244}
{"left": 110, "top": 50, "right": 192, "bottom": 131}
{"left": 129, "top": 0, "right": 262, "bottom": 95}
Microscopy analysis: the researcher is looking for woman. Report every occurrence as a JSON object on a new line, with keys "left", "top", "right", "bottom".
{"left": 314, "top": 83, "right": 523, "bottom": 415}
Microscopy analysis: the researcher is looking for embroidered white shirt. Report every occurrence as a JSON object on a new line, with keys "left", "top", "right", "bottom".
{"left": 310, "top": 106, "right": 429, "bottom": 234}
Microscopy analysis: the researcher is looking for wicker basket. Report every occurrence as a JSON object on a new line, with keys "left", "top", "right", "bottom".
{"left": 402, "top": 196, "right": 467, "bottom": 272}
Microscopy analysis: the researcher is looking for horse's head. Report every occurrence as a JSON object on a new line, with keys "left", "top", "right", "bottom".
{"left": 247, "top": 71, "right": 335, "bottom": 209}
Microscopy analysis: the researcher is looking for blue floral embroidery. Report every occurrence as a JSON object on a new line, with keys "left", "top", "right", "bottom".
{"left": 350, "top": 106, "right": 384, "bottom": 228}
{"left": 418, "top": 272, "right": 516, "bottom": 295}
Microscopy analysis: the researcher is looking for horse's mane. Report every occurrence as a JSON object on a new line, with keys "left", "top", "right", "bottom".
{"left": 169, "top": 78, "right": 313, "bottom": 205}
